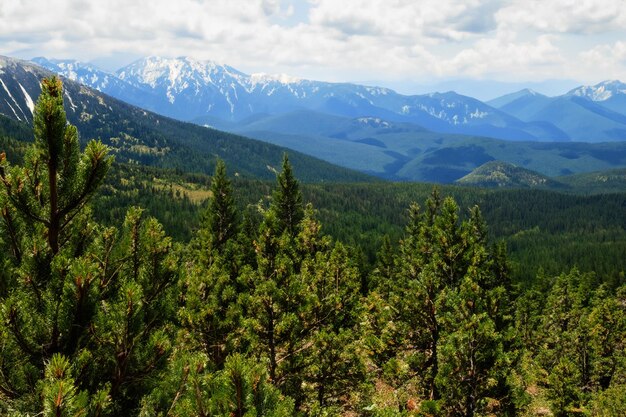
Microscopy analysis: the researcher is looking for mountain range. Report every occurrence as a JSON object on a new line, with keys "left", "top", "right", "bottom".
{"left": 0, "top": 55, "right": 371, "bottom": 182}
{"left": 32, "top": 56, "right": 626, "bottom": 144}
{"left": 2, "top": 55, "right": 626, "bottom": 184}
{"left": 487, "top": 83, "right": 626, "bottom": 142}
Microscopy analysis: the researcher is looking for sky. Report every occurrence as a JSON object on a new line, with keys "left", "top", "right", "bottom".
{"left": 1, "top": 0, "right": 625, "bottom": 99}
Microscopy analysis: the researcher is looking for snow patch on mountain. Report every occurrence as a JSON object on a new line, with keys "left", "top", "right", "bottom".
{"left": 19, "top": 83, "right": 34, "bottom": 114}
{"left": 569, "top": 80, "right": 626, "bottom": 101}
{"left": 356, "top": 117, "right": 390, "bottom": 128}
{"left": 64, "top": 90, "right": 77, "bottom": 111}
{"left": 249, "top": 72, "right": 301, "bottom": 85}
{"left": 470, "top": 108, "right": 488, "bottom": 119}
{"left": 0, "top": 77, "right": 26, "bottom": 120}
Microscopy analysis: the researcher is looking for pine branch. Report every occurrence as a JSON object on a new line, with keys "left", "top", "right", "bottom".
{"left": 166, "top": 364, "right": 190, "bottom": 416}
{"left": 7, "top": 307, "right": 40, "bottom": 359}
{"left": 1, "top": 207, "right": 21, "bottom": 262}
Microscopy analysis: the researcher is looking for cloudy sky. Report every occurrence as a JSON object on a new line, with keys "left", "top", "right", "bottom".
{"left": 1, "top": 0, "right": 625, "bottom": 98}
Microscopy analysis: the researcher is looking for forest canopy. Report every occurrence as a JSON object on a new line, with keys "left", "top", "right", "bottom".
{"left": 0, "top": 77, "right": 624, "bottom": 417}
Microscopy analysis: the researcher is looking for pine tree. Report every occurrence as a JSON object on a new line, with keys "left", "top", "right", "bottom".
{"left": 139, "top": 352, "right": 295, "bottom": 417}
{"left": 41, "top": 354, "right": 110, "bottom": 417}
{"left": 437, "top": 276, "right": 510, "bottom": 417}
{"left": 373, "top": 191, "right": 516, "bottom": 413}
{"left": 0, "top": 77, "right": 112, "bottom": 412}
{"left": 532, "top": 271, "right": 626, "bottom": 415}
{"left": 203, "top": 159, "right": 237, "bottom": 253}
{"left": 369, "top": 234, "right": 395, "bottom": 295}
{"left": 271, "top": 154, "right": 303, "bottom": 237}
{"left": 241, "top": 210, "right": 301, "bottom": 385}
{"left": 300, "top": 243, "right": 365, "bottom": 410}
{"left": 0, "top": 76, "right": 111, "bottom": 256}
{"left": 0, "top": 77, "right": 178, "bottom": 415}
{"left": 181, "top": 160, "right": 242, "bottom": 367}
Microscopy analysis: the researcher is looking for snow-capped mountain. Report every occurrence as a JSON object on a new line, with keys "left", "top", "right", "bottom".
{"left": 566, "top": 80, "right": 626, "bottom": 117}
{"left": 568, "top": 80, "right": 626, "bottom": 102}
{"left": 116, "top": 56, "right": 406, "bottom": 122}
{"left": 32, "top": 57, "right": 119, "bottom": 92}
{"left": 31, "top": 56, "right": 565, "bottom": 141}
{"left": 0, "top": 56, "right": 42, "bottom": 123}
{"left": 4, "top": 55, "right": 626, "bottom": 182}
{"left": 32, "top": 57, "right": 160, "bottom": 111}
{"left": 0, "top": 55, "right": 367, "bottom": 182}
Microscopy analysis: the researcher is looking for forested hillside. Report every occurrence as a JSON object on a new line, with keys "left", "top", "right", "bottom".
{"left": 0, "top": 56, "right": 373, "bottom": 183}
{"left": 3, "top": 126, "right": 625, "bottom": 285}
{"left": 1, "top": 78, "right": 625, "bottom": 416}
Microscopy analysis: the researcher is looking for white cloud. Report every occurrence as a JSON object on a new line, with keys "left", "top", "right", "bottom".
{"left": 445, "top": 35, "right": 565, "bottom": 78}
{"left": 308, "top": 0, "right": 503, "bottom": 41}
{"left": 496, "top": 0, "right": 626, "bottom": 34}
{"left": 0, "top": 0, "right": 625, "bottom": 85}
{"left": 578, "top": 41, "right": 626, "bottom": 80}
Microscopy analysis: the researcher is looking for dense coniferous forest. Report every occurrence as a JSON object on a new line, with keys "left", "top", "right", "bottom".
{"left": 1, "top": 78, "right": 625, "bottom": 416}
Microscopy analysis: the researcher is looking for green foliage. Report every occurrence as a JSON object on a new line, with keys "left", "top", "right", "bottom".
{"left": 139, "top": 352, "right": 294, "bottom": 417}
{"left": 1, "top": 99, "right": 624, "bottom": 416}
{"left": 203, "top": 159, "right": 238, "bottom": 252}
{"left": 361, "top": 191, "right": 517, "bottom": 416}
{"left": 271, "top": 154, "right": 304, "bottom": 237}
{"left": 591, "top": 384, "right": 626, "bottom": 417}
{"left": 1, "top": 76, "right": 112, "bottom": 254}
{"left": 518, "top": 270, "right": 626, "bottom": 416}
{"left": 41, "top": 353, "right": 111, "bottom": 417}
{"left": 0, "top": 78, "right": 177, "bottom": 415}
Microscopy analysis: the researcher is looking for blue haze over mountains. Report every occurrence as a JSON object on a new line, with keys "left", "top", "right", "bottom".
{"left": 3, "top": 55, "right": 626, "bottom": 183}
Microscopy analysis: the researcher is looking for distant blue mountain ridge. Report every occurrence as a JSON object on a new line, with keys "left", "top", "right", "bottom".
{"left": 2, "top": 55, "right": 625, "bottom": 184}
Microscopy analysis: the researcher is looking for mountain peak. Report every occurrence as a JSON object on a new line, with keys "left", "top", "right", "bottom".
{"left": 115, "top": 56, "right": 245, "bottom": 101}
{"left": 567, "top": 79, "right": 626, "bottom": 101}
{"left": 520, "top": 88, "right": 539, "bottom": 95}
{"left": 487, "top": 88, "right": 548, "bottom": 109}
{"left": 30, "top": 57, "right": 123, "bottom": 94}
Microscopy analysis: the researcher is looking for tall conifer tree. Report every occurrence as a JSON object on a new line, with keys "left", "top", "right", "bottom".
{"left": 0, "top": 77, "right": 178, "bottom": 415}
{"left": 271, "top": 154, "right": 303, "bottom": 237}
{"left": 204, "top": 159, "right": 237, "bottom": 253}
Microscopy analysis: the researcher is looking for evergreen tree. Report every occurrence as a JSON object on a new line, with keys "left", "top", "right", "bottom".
{"left": 41, "top": 354, "right": 111, "bottom": 417}
{"left": 0, "top": 77, "right": 112, "bottom": 411}
{"left": 300, "top": 243, "right": 365, "bottom": 410}
{"left": 182, "top": 160, "right": 242, "bottom": 367}
{"left": 0, "top": 77, "right": 178, "bottom": 415}
{"left": 241, "top": 210, "right": 302, "bottom": 385}
{"left": 530, "top": 271, "right": 626, "bottom": 416}
{"left": 369, "top": 191, "right": 516, "bottom": 414}
{"left": 271, "top": 154, "right": 303, "bottom": 237}
{"left": 181, "top": 244, "right": 243, "bottom": 368}
{"left": 139, "top": 352, "right": 295, "bottom": 417}
{"left": 203, "top": 159, "right": 237, "bottom": 253}
{"left": 587, "top": 285, "right": 626, "bottom": 392}
{"left": 1, "top": 76, "right": 111, "bottom": 255}
{"left": 369, "top": 234, "right": 395, "bottom": 294}
{"left": 437, "top": 276, "right": 511, "bottom": 417}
